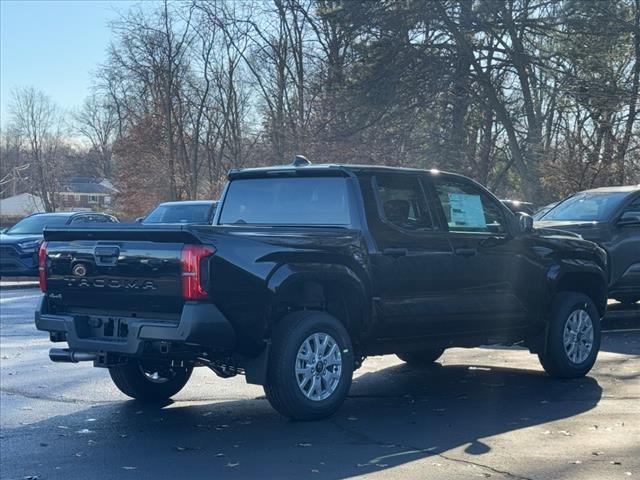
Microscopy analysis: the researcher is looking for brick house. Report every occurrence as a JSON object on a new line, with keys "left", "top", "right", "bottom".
{"left": 57, "top": 178, "right": 116, "bottom": 212}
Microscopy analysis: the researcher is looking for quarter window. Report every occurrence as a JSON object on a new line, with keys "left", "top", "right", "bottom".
{"left": 433, "top": 177, "right": 506, "bottom": 234}
{"left": 623, "top": 197, "right": 640, "bottom": 216}
{"left": 373, "top": 174, "right": 434, "bottom": 231}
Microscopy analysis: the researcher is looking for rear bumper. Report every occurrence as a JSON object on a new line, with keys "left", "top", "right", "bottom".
{"left": 35, "top": 297, "right": 236, "bottom": 356}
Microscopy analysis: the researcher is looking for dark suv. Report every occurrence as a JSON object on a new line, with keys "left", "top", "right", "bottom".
{"left": 1, "top": 212, "right": 117, "bottom": 276}
{"left": 36, "top": 162, "right": 608, "bottom": 420}
{"left": 536, "top": 186, "right": 640, "bottom": 304}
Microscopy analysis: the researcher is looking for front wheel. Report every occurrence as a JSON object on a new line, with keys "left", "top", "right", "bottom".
{"left": 109, "top": 361, "right": 193, "bottom": 402}
{"left": 264, "top": 311, "right": 354, "bottom": 421}
{"left": 538, "top": 292, "right": 601, "bottom": 379}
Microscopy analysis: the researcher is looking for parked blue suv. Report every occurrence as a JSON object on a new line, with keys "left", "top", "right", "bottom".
{"left": 0, "top": 212, "right": 117, "bottom": 276}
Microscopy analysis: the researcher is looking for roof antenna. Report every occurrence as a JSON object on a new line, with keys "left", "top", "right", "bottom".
{"left": 292, "top": 155, "right": 311, "bottom": 167}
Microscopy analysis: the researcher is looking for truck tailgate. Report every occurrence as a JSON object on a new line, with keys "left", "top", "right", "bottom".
{"left": 43, "top": 227, "right": 201, "bottom": 315}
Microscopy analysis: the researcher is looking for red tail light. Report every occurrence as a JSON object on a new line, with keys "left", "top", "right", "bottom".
{"left": 38, "top": 241, "right": 48, "bottom": 292}
{"left": 181, "top": 245, "right": 215, "bottom": 300}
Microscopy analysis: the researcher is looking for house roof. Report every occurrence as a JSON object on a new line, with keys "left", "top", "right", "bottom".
{"left": 0, "top": 193, "right": 45, "bottom": 216}
{"left": 59, "top": 178, "right": 116, "bottom": 195}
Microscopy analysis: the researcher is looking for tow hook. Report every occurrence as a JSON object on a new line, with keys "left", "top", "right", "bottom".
{"left": 49, "top": 348, "right": 97, "bottom": 363}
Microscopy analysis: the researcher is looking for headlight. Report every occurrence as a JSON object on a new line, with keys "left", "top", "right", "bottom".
{"left": 18, "top": 240, "right": 41, "bottom": 252}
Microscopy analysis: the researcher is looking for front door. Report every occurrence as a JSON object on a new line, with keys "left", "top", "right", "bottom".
{"left": 427, "top": 174, "right": 531, "bottom": 333}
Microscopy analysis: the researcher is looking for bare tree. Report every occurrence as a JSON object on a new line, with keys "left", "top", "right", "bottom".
{"left": 9, "top": 87, "right": 64, "bottom": 211}
{"left": 73, "top": 94, "right": 118, "bottom": 178}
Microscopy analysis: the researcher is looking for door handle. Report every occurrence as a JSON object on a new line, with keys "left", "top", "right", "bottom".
{"left": 454, "top": 247, "right": 477, "bottom": 257}
{"left": 382, "top": 247, "right": 408, "bottom": 257}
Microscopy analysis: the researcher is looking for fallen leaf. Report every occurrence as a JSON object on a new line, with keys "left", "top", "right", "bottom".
{"left": 174, "top": 445, "right": 201, "bottom": 452}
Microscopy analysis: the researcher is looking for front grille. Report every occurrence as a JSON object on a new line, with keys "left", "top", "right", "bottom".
{"left": 0, "top": 246, "right": 19, "bottom": 259}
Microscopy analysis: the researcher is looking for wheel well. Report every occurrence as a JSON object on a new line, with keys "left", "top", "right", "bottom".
{"left": 273, "top": 280, "right": 366, "bottom": 341}
{"left": 556, "top": 273, "right": 607, "bottom": 317}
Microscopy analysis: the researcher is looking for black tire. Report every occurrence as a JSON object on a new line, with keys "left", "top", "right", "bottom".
{"left": 109, "top": 361, "right": 193, "bottom": 402}
{"left": 264, "top": 311, "right": 354, "bottom": 421}
{"left": 396, "top": 348, "right": 445, "bottom": 366}
{"left": 538, "top": 292, "right": 601, "bottom": 379}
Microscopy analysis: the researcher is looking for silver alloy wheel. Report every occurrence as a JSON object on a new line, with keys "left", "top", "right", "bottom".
{"left": 563, "top": 309, "right": 594, "bottom": 364}
{"left": 295, "top": 332, "right": 343, "bottom": 401}
{"left": 139, "top": 365, "right": 172, "bottom": 384}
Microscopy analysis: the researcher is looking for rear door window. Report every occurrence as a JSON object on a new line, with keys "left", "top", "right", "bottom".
{"left": 373, "top": 174, "right": 434, "bottom": 231}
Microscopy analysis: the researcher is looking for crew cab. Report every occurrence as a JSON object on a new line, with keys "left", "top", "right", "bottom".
{"left": 36, "top": 160, "right": 608, "bottom": 420}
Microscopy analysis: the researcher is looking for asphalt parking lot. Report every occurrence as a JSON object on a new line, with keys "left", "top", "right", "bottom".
{"left": 0, "top": 287, "right": 638, "bottom": 480}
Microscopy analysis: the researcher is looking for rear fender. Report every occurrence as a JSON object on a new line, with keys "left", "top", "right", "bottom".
{"left": 267, "top": 262, "right": 371, "bottom": 330}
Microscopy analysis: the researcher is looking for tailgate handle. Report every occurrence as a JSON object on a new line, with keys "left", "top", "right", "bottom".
{"left": 94, "top": 246, "right": 120, "bottom": 266}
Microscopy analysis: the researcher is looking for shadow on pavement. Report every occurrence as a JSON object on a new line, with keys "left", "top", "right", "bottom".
{"left": 2, "top": 363, "right": 603, "bottom": 479}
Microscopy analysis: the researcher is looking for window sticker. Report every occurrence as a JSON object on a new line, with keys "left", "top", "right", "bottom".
{"left": 448, "top": 193, "right": 487, "bottom": 228}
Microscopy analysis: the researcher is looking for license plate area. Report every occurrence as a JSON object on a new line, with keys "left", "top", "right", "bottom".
{"left": 73, "top": 315, "right": 129, "bottom": 342}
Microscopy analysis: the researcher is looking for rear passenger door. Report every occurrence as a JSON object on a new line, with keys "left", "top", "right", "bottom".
{"left": 426, "top": 174, "right": 531, "bottom": 332}
{"left": 359, "top": 172, "right": 458, "bottom": 339}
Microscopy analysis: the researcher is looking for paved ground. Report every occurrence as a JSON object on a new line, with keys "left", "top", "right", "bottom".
{"left": 0, "top": 288, "right": 638, "bottom": 480}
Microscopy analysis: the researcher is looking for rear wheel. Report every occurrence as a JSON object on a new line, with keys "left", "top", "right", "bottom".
{"left": 264, "top": 311, "right": 354, "bottom": 421}
{"left": 396, "top": 348, "right": 445, "bottom": 366}
{"left": 538, "top": 292, "right": 601, "bottom": 379}
{"left": 109, "top": 361, "right": 193, "bottom": 402}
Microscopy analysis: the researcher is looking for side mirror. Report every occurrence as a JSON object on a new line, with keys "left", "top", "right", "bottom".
{"left": 135, "top": 217, "right": 144, "bottom": 223}
{"left": 617, "top": 211, "right": 640, "bottom": 227}
{"left": 0, "top": 228, "right": 6, "bottom": 234}
{"left": 515, "top": 212, "right": 534, "bottom": 235}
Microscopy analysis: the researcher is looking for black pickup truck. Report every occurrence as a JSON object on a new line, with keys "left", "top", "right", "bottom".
{"left": 36, "top": 160, "right": 609, "bottom": 420}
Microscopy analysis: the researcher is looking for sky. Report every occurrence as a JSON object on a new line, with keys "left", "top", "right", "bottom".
{"left": 0, "top": 0, "right": 142, "bottom": 125}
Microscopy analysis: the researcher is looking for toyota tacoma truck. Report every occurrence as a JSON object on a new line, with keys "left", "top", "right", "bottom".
{"left": 35, "top": 159, "right": 609, "bottom": 420}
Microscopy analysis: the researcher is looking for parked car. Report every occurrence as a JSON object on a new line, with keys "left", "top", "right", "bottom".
{"left": 1, "top": 212, "right": 118, "bottom": 277}
{"left": 534, "top": 201, "right": 558, "bottom": 220}
{"left": 137, "top": 200, "right": 217, "bottom": 225}
{"left": 36, "top": 160, "right": 608, "bottom": 420}
{"left": 536, "top": 186, "right": 640, "bottom": 304}
{"left": 501, "top": 199, "right": 536, "bottom": 216}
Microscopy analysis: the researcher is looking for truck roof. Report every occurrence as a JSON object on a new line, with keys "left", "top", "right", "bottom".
{"left": 228, "top": 163, "right": 450, "bottom": 179}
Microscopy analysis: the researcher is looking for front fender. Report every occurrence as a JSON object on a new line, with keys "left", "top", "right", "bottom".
{"left": 546, "top": 258, "right": 608, "bottom": 317}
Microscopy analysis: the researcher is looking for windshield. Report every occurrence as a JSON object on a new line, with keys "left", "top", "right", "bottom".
{"left": 541, "top": 192, "right": 628, "bottom": 222}
{"left": 219, "top": 177, "right": 351, "bottom": 226}
{"left": 5, "top": 215, "right": 69, "bottom": 235}
{"left": 143, "top": 203, "right": 214, "bottom": 224}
